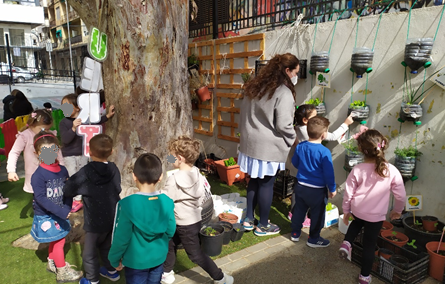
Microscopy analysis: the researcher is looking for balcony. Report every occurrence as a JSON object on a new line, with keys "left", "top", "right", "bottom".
{"left": 50, "top": 19, "right": 56, "bottom": 27}
{"left": 0, "top": 3, "right": 44, "bottom": 25}
{"left": 71, "top": 35, "right": 82, "bottom": 44}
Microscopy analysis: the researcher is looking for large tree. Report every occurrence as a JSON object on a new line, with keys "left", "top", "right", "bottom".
{"left": 69, "top": 0, "right": 193, "bottom": 196}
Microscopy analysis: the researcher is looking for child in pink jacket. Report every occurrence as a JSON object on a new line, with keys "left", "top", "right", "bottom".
{"left": 338, "top": 129, "right": 406, "bottom": 284}
{"left": 7, "top": 109, "right": 64, "bottom": 193}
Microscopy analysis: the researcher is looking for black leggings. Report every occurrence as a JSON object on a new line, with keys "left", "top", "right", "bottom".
{"left": 344, "top": 215, "right": 383, "bottom": 276}
{"left": 246, "top": 175, "right": 277, "bottom": 227}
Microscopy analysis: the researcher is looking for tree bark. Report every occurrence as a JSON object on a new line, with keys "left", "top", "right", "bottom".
{"left": 69, "top": 0, "right": 192, "bottom": 196}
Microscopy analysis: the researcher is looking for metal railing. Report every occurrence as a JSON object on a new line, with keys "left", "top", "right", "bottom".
{"left": 0, "top": 68, "right": 80, "bottom": 86}
{"left": 70, "top": 35, "right": 82, "bottom": 44}
{"left": 189, "top": 0, "right": 442, "bottom": 39}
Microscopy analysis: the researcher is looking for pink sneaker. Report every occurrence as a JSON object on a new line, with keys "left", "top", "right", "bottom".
{"left": 339, "top": 240, "right": 352, "bottom": 261}
{"left": 288, "top": 212, "right": 292, "bottom": 220}
{"left": 359, "top": 274, "right": 371, "bottom": 284}
{"left": 71, "top": 200, "right": 83, "bottom": 213}
{"left": 302, "top": 216, "right": 311, "bottom": 228}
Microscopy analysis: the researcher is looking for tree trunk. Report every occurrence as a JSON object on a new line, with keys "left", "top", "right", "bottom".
{"left": 69, "top": 0, "right": 192, "bottom": 196}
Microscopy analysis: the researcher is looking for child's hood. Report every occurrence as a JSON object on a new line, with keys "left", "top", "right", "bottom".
{"left": 173, "top": 166, "right": 203, "bottom": 199}
{"left": 85, "top": 161, "right": 116, "bottom": 185}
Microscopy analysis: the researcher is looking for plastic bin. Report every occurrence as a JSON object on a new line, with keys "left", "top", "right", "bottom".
{"left": 338, "top": 214, "right": 351, "bottom": 234}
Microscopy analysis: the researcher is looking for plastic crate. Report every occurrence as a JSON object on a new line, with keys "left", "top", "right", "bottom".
{"left": 351, "top": 234, "right": 429, "bottom": 284}
{"left": 273, "top": 169, "right": 295, "bottom": 198}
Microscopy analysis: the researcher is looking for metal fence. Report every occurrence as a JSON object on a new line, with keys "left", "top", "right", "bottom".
{"left": 189, "top": 0, "right": 443, "bottom": 38}
{"left": 0, "top": 67, "right": 80, "bottom": 86}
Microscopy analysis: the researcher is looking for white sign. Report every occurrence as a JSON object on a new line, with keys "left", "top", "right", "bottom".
{"left": 77, "top": 93, "right": 101, "bottom": 123}
{"left": 406, "top": 195, "right": 422, "bottom": 211}
{"left": 431, "top": 67, "right": 445, "bottom": 90}
{"left": 46, "top": 41, "right": 53, "bottom": 52}
{"left": 315, "top": 72, "right": 331, "bottom": 88}
{"left": 13, "top": 47, "right": 21, "bottom": 57}
{"left": 80, "top": 57, "right": 102, "bottom": 92}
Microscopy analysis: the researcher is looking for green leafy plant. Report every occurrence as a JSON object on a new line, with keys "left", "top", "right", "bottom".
{"left": 392, "top": 231, "right": 397, "bottom": 236}
{"left": 188, "top": 54, "right": 199, "bottom": 68}
{"left": 435, "top": 223, "right": 439, "bottom": 227}
{"left": 224, "top": 157, "right": 237, "bottom": 167}
{"left": 404, "top": 68, "right": 442, "bottom": 104}
{"left": 394, "top": 146, "right": 423, "bottom": 158}
{"left": 241, "top": 73, "right": 251, "bottom": 83}
{"left": 326, "top": 203, "right": 335, "bottom": 211}
{"left": 305, "top": 98, "right": 323, "bottom": 106}
{"left": 349, "top": 100, "right": 366, "bottom": 109}
{"left": 203, "top": 226, "right": 218, "bottom": 236}
{"left": 349, "top": 216, "right": 353, "bottom": 221}
{"left": 343, "top": 142, "right": 360, "bottom": 154}
{"left": 407, "top": 239, "right": 417, "bottom": 249}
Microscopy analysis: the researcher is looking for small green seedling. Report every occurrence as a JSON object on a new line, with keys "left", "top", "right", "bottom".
{"left": 224, "top": 157, "right": 237, "bottom": 167}
{"left": 392, "top": 231, "right": 397, "bottom": 236}
{"left": 326, "top": 203, "right": 333, "bottom": 211}
{"left": 203, "top": 226, "right": 217, "bottom": 236}
{"left": 349, "top": 216, "right": 353, "bottom": 221}
{"left": 435, "top": 223, "right": 439, "bottom": 227}
{"left": 415, "top": 220, "right": 422, "bottom": 226}
{"left": 407, "top": 239, "right": 417, "bottom": 249}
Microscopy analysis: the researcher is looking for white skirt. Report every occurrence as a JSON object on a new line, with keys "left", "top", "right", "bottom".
{"left": 237, "top": 152, "right": 285, "bottom": 179}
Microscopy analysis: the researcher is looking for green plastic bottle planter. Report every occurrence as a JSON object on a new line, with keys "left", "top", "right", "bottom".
{"left": 360, "top": 120, "right": 367, "bottom": 125}
{"left": 414, "top": 121, "right": 422, "bottom": 126}
{"left": 398, "top": 118, "right": 405, "bottom": 123}
{"left": 401, "top": 61, "right": 407, "bottom": 67}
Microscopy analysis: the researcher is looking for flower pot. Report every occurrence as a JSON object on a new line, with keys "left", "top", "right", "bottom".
{"left": 347, "top": 105, "right": 370, "bottom": 122}
{"left": 422, "top": 216, "right": 439, "bottom": 232}
{"left": 351, "top": 47, "right": 374, "bottom": 78}
{"left": 203, "top": 158, "right": 217, "bottom": 175}
{"left": 218, "top": 221, "right": 233, "bottom": 245}
{"left": 379, "top": 248, "right": 394, "bottom": 260}
{"left": 315, "top": 103, "right": 326, "bottom": 117}
{"left": 214, "top": 158, "right": 245, "bottom": 186}
{"left": 426, "top": 241, "right": 445, "bottom": 281}
{"left": 231, "top": 223, "right": 245, "bottom": 242}
{"left": 381, "top": 230, "right": 409, "bottom": 247}
{"left": 218, "top": 212, "right": 238, "bottom": 224}
{"left": 199, "top": 223, "right": 225, "bottom": 257}
{"left": 394, "top": 155, "right": 416, "bottom": 179}
{"left": 344, "top": 150, "right": 364, "bottom": 171}
{"left": 389, "top": 254, "right": 410, "bottom": 269}
{"left": 195, "top": 86, "right": 211, "bottom": 102}
{"left": 404, "top": 38, "right": 434, "bottom": 74}
{"left": 403, "top": 216, "right": 445, "bottom": 252}
{"left": 309, "top": 51, "right": 330, "bottom": 74}
{"left": 381, "top": 220, "right": 394, "bottom": 232}
{"left": 399, "top": 102, "right": 422, "bottom": 122}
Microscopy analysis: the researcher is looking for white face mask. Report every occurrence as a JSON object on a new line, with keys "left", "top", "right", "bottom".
{"left": 291, "top": 75, "right": 298, "bottom": 85}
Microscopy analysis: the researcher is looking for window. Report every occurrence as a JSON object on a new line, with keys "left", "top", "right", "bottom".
{"left": 0, "top": 29, "right": 4, "bottom": 45}
{"left": 9, "top": 29, "right": 25, "bottom": 46}
{"left": 56, "top": 7, "right": 60, "bottom": 20}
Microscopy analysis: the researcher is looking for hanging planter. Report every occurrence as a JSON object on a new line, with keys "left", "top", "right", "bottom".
{"left": 347, "top": 100, "right": 370, "bottom": 123}
{"left": 394, "top": 146, "right": 422, "bottom": 180}
{"left": 426, "top": 241, "right": 445, "bottom": 282}
{"left": 399, "top": 102, "right": 423, "bottom": 124}
{"left": 305, "top": 98, "right": 326, "bottom": 117}
{"left": 403, "top": 38, "right": 433, "bottom": 74}
{"left": 343, "top": 147, "right": 364, "bottom": 172}
{"left": 199, "top": 223, "right": 225, "bottom": 257}
{"left": 195, "top": 86, "right": 211, "bottom": 102}
{"left": 309, "top": 51, "right": 330, "bottom": 74}
{"left": 403, "top": 216, "right": 445, "bottom": 253}
{"left": 351, "top": 47, "right": 374, "bottom": 78}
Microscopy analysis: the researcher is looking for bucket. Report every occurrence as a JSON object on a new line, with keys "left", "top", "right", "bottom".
{"left": 338, "top": 214, "right": 351, "bottom": 234}
{"left": 199, "top": 223, "right": 224, "bottom": 257}
{"left": 426, "top": 241, "right": 445, "bottom": 281}
{"left": 218, "top": 221, "right": 233, "bottom": 245}
{"left": 231, "top": 223, "right": 245, "bottom": 242}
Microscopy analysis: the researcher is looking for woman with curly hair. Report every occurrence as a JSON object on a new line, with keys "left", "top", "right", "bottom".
{"left": 238, "top": 53, "right": 299, "bottom": 236}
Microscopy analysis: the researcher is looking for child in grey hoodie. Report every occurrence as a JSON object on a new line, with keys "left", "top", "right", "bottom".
{"left": 162, "top": 136, "right": 234, "bottom": 284}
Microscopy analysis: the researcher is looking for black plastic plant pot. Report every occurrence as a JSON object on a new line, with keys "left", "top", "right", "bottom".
{"left": 315, "top": 103, "right": 326, "bottom": 117}
{"left": 231, "top": 223, "right": 245, "bottom": 242}
{"left": 351, "top": 48, "right": 374, "bottom": 78}
{"left": 298, "top": 59, "right": 307, "bottom": 79}
{"left": 389, "top": 254, "right": 410, "bottom": 269}
{"left": 347, "top": 105, "right": 370, "bottom": 122}
{"left": 310, "top": 51, "right": 330, "bottom": 74}
{"left": 255, "top": 60, "right": 269, "bottom": 76}
{"left": 404, "top": 38, "right": 434, "bottom": 74}
{"left": 199, "top": 223, "right": 225, "bottom": 257}
{"left": 218, "top": 221, "right": 233, "bottom": 245}
{"left": 344, "top": 150, "right": 364, "bottom": 171}
{"left": 394, "top": 155, "right": 416, "bottom": 179}
{"left": 399, "top": 103, "right": 422, "bottom": 123}
{"left": 402, "top": 216, "right": 445, "bottom": 252}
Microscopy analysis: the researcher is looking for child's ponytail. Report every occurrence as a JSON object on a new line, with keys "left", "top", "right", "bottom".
{"left": 294, "top": 104, "right": 316, "bottom": 126}
{"left": 357, "top": 129, "right": 389, "bottom": 177}
{"left": 20, "top": 109, "right": 53, "bottom": 132}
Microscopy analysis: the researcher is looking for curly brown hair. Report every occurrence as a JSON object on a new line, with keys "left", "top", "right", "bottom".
{"left": 168, "top": 135, "right": 201, "bottom": 165}
{"left": 357, "top": 129, "right": 389, "bottom": 178}
{"left": 244, "top": 53, "right": 299, "bottom": 100}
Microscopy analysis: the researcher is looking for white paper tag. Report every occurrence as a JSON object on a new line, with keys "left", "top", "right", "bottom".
{"left": 41, "top": 221, "right": 51, "bottom": 232}
{"left": 235, "top": 173, "right": 240, "bottom": 179}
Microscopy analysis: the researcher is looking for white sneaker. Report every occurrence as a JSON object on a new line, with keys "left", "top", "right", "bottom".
{"left": 0, "top": 204, "right": 7, "bottom": 210}
{"left": 162, "top": 270, "right": 175, "bottom": 284}
{"left": 214, "top": 273, "right": 234, "bottom": 284}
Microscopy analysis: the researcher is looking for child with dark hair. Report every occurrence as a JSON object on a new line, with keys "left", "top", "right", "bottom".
{"left": 108, "top": 153, "right": 176, "bottom": 284}
{"left": 30, "top": 131, "right": 83, "bottom": 282}
{"left": 64, "top": 134, "right": 121, "bottom": 284}
{"left": 290, "top": 116, "right": 337, "bottom": 247}
{"left": 162, "top": 136, "right": 233, "bottom": 284}
{"left": 339, "top": 128, "right": 406, "bottom": 284}
{"left": 11, "top": 90, "right": 34, "bottom": 118}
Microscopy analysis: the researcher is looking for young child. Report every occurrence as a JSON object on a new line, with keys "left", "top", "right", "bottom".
{"left": 30, "top": 131, "right": 83, "bottom": 282}
{"left": 63, "top": 134, "right": 121, "bottom": 284}
{"left": 162, "top": 136, "right": 233, "bottom": 284}
{"left": 59, "top": 93, "right": 115, "bottom": 212}
{"left": 339, "top": 129, "right": 406, "bottom": 284}
{"left": 7, "top": 109, "right": 64, "bottom": 193}
{"left": 290, "top": 116, "right": 337, "bottom": 247}
{"left": 108, "top": 153, "right": 176, "bottom": 284}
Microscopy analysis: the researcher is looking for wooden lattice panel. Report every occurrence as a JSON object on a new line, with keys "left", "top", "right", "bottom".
{"left": 189, "top": 40, "right": 215, "bottom": 136}
{"left": 215, "top": 34, "right": 265, "bottom": 143}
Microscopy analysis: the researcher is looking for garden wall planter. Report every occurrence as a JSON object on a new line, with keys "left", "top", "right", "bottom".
{"left": 381, "top": 230, "right": 409, "bottom": 247}
{"left": 195, "top": 86, "right": 211, "bottom": 102}
{"left": 217, "top": 221, "right": 233, "bottom": 245}
{"left": 351, "top": 47, "right": 374, "bottom": 78}
{"left": 403, "top": 216, "right": 445, "bottom": 252}
{"left": 348, "top": 105, "right": 370, "bottom": 122}
{"left": 199, "top": 223, "right": 224, "bottom": 257}
{"left": 214, "top": 158, "right": 245, "bottom": 186}
{"left": 231, "top": 223, "right": 245, "bottom": 242}
{"left": 315, "top": 103, "right": 326, "bottom": 117}
{"left": 399, "top": 102, "right": 422, "bottom": 123}
{"left": 404, "top": 38, "right": 434, "bottom": 74}
{"left": 426, "top": 241, "right": 445, "bottom": 282}
{"left": 394, "top": 155, "right": 416, "bottom": 179}
{"left": 344, "top": 150, "right": 364, "bottom": 171}
{"left": 309, "top": 51, "right": 330, "bottom": 74}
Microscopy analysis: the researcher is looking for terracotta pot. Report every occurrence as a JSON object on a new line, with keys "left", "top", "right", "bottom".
{"left": 219, "top": 213, "right": 238, "bottom": 224}
{"left": 381, "top": 230, "right": 409, "bottom": 247}
{"left": 195, "top": 86, "right": 211, "bottom": 102}
{"left": 379, "top": 248, "right": 394, "bottom": 260}
{"left": 426, "top": 241, "right": 445, "bottom": 282}
{"left": 381, "top": 220, "right": 394, "bottom": 232}
{"left": 214, "top": 158, "right": 246, "bottom": 186}
{"left": 422, "top": 216, "right": 439, "bottom": 232}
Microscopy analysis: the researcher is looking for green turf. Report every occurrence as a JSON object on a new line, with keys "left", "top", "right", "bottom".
{"left": 0, "top": 175, "right": 291, "bottom": 283}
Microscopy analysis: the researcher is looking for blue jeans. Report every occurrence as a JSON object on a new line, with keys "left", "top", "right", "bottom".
{"left": 125, "top": 264, "right": 163, "bottom": 284}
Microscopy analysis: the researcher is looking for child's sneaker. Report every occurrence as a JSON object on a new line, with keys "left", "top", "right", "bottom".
{"left": 71, "top": 200, "right": 83, "bottom": 213}
{"left": 0, "top": 203, "right": 7, "bottom": 211}
{"left": 79, "top": 278, "right": 95, "bottom": 284}
{"left": 243, "top": 218, "right": 257, "bottom": 231}
{"left": 99, "top": 267, "right": 120, "bottom": 281}
{"left": 0, "top": 193, "right": 9, "bottom": 204}
{"left": 214, "top": 273, "right": 234, "bottom": 284}
{"left": 302, "top": 216, "right": 311, "bottom": 228}
{"left": 162, "top": 270, "right": 175, "bottom": 284}
{"left": 46, "top": 258, "right": 56, "bottom": 274}
{"left": 254, "top": 222, "right": 280, "bottom": 236}
{"left": 288, "top": 212, "right": 292, "bottom": 220}
{"left": 339, "top": 240, "right": 352, "bottom": 261}
{"left": 307, "top": 236, "right": 330, "bottom": 248}
{"left": 359, "top": 274, "right": 372, "bottom": 284}
{"left": 290, "top": 231, "right": 300, "bottom": 242}
{"left": 56, "top": 263, "right": 83, "bottom": 283}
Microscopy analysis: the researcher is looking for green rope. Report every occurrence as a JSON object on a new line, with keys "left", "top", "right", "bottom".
{"left": 407, "top": 0, "right": 419, "bottom": 40}
{"left": 373, "top": 0, "right": 395, "bottom": 51}
{"left": 351, "top": 73, "right": 355, "bottom": 104}
{"left": 397, "top": 122, "right": 403, "bottom": 149}
{"left": 434, "top": 4, "right": 445, "bottom": 41}
{"left": 354, "top": 4, "right": 372, "bottom": 49}
{"left": 311, "top": 17, "right": 322, "bottom": 53}
{"left": 421, "top": 70, "right": 427, "bottom": 98}
{"left": 329, "top": 10, "right": 348, "bottom": 54}
{"left": 364, "top": 73, "right": 369, "bottom": 103}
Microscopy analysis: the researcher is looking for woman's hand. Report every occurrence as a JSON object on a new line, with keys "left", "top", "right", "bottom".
{"left": 8, "top": 172, "right": 19, "bottom": 182}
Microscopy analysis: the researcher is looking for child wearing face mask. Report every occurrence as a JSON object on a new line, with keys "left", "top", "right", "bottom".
{"left": 7, "top": 109, "right": 65, "bottom": 193}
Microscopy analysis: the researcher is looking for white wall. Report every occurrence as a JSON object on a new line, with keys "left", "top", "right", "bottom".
{"left": 0, "top": 23, "right": 39, "bottom": 68}
{"left": 0, "top": 3, "right": 44, "bottom": 25}
{"left": 262, "top": 6, "right": 445, "bottom": 217}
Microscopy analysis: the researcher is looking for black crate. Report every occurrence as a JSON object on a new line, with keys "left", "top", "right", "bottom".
{"left": 351, "top": 234, "right": 429, "bottom": 284}
{"left": 273, "top": 169, "right": 295, "bottom": 198}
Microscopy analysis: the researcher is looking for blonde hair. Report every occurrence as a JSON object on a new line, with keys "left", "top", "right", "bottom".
{"left": 168, "top": 135, "right": 200, "bottom": 164}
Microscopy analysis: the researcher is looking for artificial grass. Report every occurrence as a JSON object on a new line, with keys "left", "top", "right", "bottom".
{"left": 0, "top": 175, "right": 292, "bottom": 283}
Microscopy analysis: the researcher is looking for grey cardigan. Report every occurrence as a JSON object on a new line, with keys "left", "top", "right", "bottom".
{"left": 239, "top": 84, "right": 296, "bottom": 163}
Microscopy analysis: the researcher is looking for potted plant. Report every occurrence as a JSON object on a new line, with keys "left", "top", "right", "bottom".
{"left": 188, "top": 54, "right": 200, "bottom": 72}
{"left": 347, "top": 100, "right": 370, "bottom": 122}
{"left": 426, "top": 241, "right": 445, "bottom": 281}
{"left": 381, "top": 230, "right": 409, "bottom": 247}
{"left": 402, "top": 216, "right": 445, "bottom": 252}
{"left": 394, "top": 146, "right": 422, "bottom": 179}
{"left": 309, "top": 51, "right": 330, "bottom": 74}
{"left": 381, "top": 220, "right": 394, "bottom": 232}
{"left": 199, "top": 223, "right": 225, "bottom": 257}
{"left": 389, "top": 254, "right": 410, "bottom": 268}
{"left": 343, "top": 142, "right": 364, "bottom": 172}
{"left": 217, "top": 221, "right": 233, "bottom": 245}
{"left": 189, "top": 69, "right": 211, "bottom": 102}
{"left": 214, "top": 157, "right": 246, "bottom": 186}
{"left": 351, "top": 47, "right": 374, "bottom": 78}
{"left": 218, "top": 212, "right": 238, "bottom": 224}
{"left": 231, "top": 223, "right": 245, "bottom": 242}
{"left": 305, "top": 98, "right": 326, "bottom": 117}
{"left": 379, "top": 248, "right": 394, "bottom": 260}
{"left": 403, "top": 38, "right": 433, "bottom": 74}
{"left": 422, "top": 216, "right": 439, "bottom": 232}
